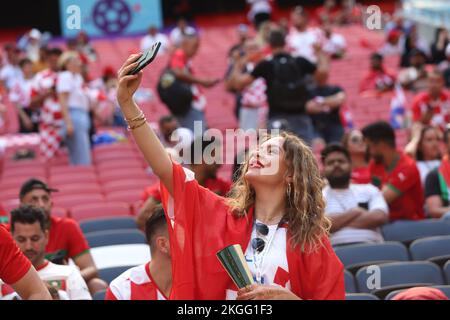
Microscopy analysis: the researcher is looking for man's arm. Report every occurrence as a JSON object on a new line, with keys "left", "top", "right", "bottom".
{"left": 346, "top": 209, "right": 388, "bottom": 229}
{"left": 11, "top": 267, "right": 52, "bottom": 300}
{"left": 323, "top": 91, "right": 346, "bottom": 109}
{"left": 381, "top": 185, "right": 402, "bottom": 204}
{"left": 171, "top": 68, "right": 218, "bottom": 87}
{"left": 227, "top": 56, "right": 256, "bottom": 91}
{"left": 426, "top": 195, "right": 450, "bottom": 219}
{"left": 328, "top": 209, "right": 362, "bottom": 233}
{"left": 73, "top": 252, "right": 98, "bottom": 282}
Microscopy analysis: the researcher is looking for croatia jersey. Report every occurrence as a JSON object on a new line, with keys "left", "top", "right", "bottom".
{"left": 105, "top": 262, "right": 167, "bottom": 300}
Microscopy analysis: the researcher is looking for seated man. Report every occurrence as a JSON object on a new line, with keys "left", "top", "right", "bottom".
{"left": 0, "top": 224, "right": 51, "bottom": 300}
{"left": 425, "top": 127, "right": 450, "bottom": 218}
{"left": 18, "top": 178, "right": 107, "bottom": 294}
{"left": 10, "top": 205, "right": 91, "bottom": 300}
{"left": 321, "top": 144, "right": 388, "bottom": 246}
{"left": 106, "top": 207, "right": 171, "bottom": 300}
{"left": 359, "top": 53, "right": 396, "bottom": 93}
{"left": 362, "top": 121, "right": 425, "bottom": 221}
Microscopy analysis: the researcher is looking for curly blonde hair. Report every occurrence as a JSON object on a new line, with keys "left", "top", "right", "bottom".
{"left": 226, "top": 132, "right": 331, "bottom": 252}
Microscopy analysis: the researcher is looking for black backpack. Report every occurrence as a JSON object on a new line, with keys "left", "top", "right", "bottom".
{"left": 268, "top": 55, "right": 309, "bottom": 113}
{"left": 157, "top": 68, "right": 193, "bottom": 116}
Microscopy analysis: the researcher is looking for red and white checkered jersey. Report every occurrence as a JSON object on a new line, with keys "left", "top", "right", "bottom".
{"left": 105, "top": 262, "right": 167, "bottom": 300}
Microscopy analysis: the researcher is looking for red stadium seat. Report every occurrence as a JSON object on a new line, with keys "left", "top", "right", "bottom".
{"left": 51, "top": 183, "right": 103, "bottom": 196}
{"left": 1, "top": 168, "right": 47, "bottom": 180}
{"left": 49, "top": 165, "right": 96, "bottom": 176}
{"left": 53, "top": 194, "right": 105, "bottom": 210}
{"left": 71, "top": 202, "right": 132, "bottom": 221}
{"left": 50, "top": 173, "right": 99, "bottom": 185}
{"left": 96, "top": 160, "right": 144, "bottom": 172}
{"left": 105, "top": 190, "right": 144, "bottom": 206}
{"left": 102, "top": 179, "right": 153, "bottom": 194}
{"left": 1, "top": 199, "right": 20, "bottom": 214}
{"left": 94, "top": 151, "right": 138, "bottom": 163}
{"left": 0, "top": 189, "right": 20, "bottom": 202}
{"left": 98, "top": 170, "right": 148, "bottom": 184}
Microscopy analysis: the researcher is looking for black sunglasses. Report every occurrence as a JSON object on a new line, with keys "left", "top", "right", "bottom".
{"left": 251, "top": 222, "right": 269, "bottom": 253}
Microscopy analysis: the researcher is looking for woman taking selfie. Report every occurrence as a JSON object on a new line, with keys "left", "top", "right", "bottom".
{"left": 116, "top": 54, "right": 344, "bottom": 300}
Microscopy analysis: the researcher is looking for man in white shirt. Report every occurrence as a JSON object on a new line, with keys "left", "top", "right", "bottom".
{"left": 286, "top": 6, "right": 321, "bottom": 63}
{"left": 321, "top": 144, "right": 389, "bottom": 246}
{"left": 169, "top": 18, "right": 196, "bottom": 48}
{"left": 0, "top": 46, "right": 22, "bottom": 91}
{"left": 10, "top": 205, "right": 92, "bottom": 300}
{"left": 140, "top": 26, "right": 169, "bottom": 54}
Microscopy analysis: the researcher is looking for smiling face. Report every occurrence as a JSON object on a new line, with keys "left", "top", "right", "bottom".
{"left": 245, "top": 136, "right": 289, "bottom": 186}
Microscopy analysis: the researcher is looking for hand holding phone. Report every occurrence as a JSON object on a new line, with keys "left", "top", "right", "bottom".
{"left": 127, "top": 41, "right": 162, "bottom": 75}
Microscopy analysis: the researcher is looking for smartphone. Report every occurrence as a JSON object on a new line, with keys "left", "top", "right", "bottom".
{"left": 127, "top": 41, "right": 162, "bottom": 75}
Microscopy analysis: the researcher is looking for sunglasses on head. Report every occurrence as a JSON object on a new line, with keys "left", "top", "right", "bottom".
{"left": 251, "top": 222, "right": 269, "bottom": 254}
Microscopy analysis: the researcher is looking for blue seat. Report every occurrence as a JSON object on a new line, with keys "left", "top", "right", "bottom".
{"left": 356, "top": 261, "right": 445, "bottom": 294}
{"left": 409, "top": 235, "right": 450, "bottom": 266}
{"left": 385, "top": 285, "right": 450, "bottom": 300}
{"left": 93, "top": 289, "right": 107, "bottom": 300}
{"left": 99, "top": 265, "right": 134, "bottom": 284}
{"left": 334, "top": 242, "right": 409, "bottom": 272}
{"left": 344, "top": 269, "right": 356, "bottom": 293}
{"left": 80, "top": 216, "right": 137, "bottom": 234}
{"left": 444, "top": 261, "right": 450, "bottom": 284}
{"left": 85, "top": 230, "right": 146, "bottom": 248}
{"left": 345, "top": 293, "right": 379, "bottom": 300}
{"left": 381, "top": 220, "right": 450, "bottom": 245}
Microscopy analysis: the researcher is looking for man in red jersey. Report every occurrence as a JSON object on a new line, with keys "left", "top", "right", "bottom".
{"left": 18, "top": 178, "right": 107, "bottom": 294}
{"left": 362, "top": 121, "right": 425, "bottom": 221}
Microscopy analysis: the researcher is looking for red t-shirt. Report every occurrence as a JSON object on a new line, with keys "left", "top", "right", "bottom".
{"left": 359, "top": 68, "right": 396, "bottom": 93}
{"left": 141, "top": 178, "right": 231, "bottom": 203}
{"left": 0, "top": 224, "right": 31, "bottom": 284}
{"left": 411, "top": 91, "right": 450, "bottom": 130}
{"left": 45, "top": 216, "right": 90, "bottom": 262}
{"left": 351, "top": 166, "right": 372, "bottom": 184}
{"left": 369, "top": 153, "right": 425, "bottom": 221}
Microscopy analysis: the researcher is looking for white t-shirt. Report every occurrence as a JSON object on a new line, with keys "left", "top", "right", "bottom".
{"left": 0, "top": 64, "right": 22, "bottom": 90}
{"left": 247, "top": 0, "right": 272, "bottom": 20}
{"left": 0, "top": 261, "right": 91, "bottom": 300}
{"left": 140, "top": 33, "right": 169, "bottom": 53}
{"left": 9, "top": 77, "right": 34, "bottom": 108}
{"left": 57, "top": 71, "right": 90, "bottom": 111}
{"left": 323, "top": 184, "right": 388, "bottom": 246}
{"left": 322, "top": 33, "right": 346, "bottom": 56}
{"left": 287, "top": 27, "right": 321, "bottom": 63}
{"left": 226, "top": 220, "right": 290, "bottom": 300}
{"left": 417, "top": 160, "right": 441, "bottom": 185}
{"left": 37, "top": 261, "right": 92, "bottom": 300}
{"left": 170, "top": 26, "right": 196, "bottom": 47}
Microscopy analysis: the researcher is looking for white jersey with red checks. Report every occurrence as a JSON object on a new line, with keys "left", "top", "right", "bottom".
{"left": 105, "top": 262, "right": 167, "bottom": 300}
{"left": 31, "top": 69, "right": 63, "bottom": 159}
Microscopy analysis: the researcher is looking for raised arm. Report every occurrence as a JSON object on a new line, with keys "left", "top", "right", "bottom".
{"left": 116, "top": 54, "right": 174, "bottom": 195}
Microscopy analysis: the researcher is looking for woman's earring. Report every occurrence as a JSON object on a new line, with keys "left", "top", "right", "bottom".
{"left": 286, "top": 182, "right": 292, "bottom": 206}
